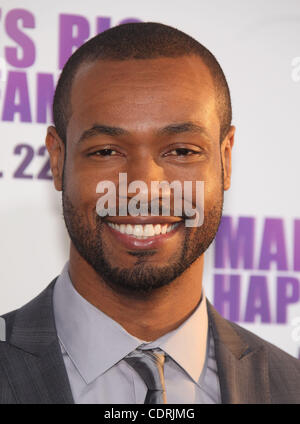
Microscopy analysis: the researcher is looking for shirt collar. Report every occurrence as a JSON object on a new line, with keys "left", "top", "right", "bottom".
{"left": 53, "top": 262, "right": 209, "bottom": 386}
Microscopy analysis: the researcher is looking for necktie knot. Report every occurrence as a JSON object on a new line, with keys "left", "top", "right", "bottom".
{"left": 123, "top": 348, "right": 167, "bottom": 403}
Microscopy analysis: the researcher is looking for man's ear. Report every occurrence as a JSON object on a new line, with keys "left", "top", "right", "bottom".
{"left": 45, "top": 126, "right": 65, "bottom": 191}
{"left": 221, "top": 125, "right": 235, "bottom": 191}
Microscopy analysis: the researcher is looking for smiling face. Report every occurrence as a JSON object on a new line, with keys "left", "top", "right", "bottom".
{"left": 50, "top": 55, "right": 234, "bottom": 294}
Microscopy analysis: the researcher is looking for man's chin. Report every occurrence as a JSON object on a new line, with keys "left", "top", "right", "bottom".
{"left": 92, "top": 261, "right": 186, "bottom": 296}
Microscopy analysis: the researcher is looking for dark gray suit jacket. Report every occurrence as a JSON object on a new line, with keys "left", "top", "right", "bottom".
{"left": 0, "top": 278, "right": 300, "bottom": 404}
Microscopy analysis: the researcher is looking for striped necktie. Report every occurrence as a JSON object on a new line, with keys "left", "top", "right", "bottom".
{"left": 124, "top": 348, "right": 167, "bottom": 404}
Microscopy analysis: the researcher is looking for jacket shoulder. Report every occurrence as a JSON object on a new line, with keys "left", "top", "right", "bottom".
{"left": 228, "top": 320, "right": 300, "bottom": 403}
{"left": 0, "top": 278, "right": 64, "bottom": 404}
{"left": 229, "top": 320, "right": 300, "bottom": 365}
{"left": 0, "top": 278, "right": 58, "bottom": 342}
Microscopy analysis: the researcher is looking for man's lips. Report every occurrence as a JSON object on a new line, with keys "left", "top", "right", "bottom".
{"left": 103, "top": 218, "right": 183, "bottom": 250}
{"left": 103, "top": 216, "right": 182, "bottom": 225}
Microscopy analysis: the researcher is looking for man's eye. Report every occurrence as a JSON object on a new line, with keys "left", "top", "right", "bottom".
{"left": 168, "top": 148, "right": 198, "bottom": 156}
{"left": 90, "top": 149, "right": 118, "bottom": 156}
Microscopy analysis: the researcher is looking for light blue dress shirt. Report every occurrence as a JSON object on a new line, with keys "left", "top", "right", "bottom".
{"left": 53, "top": 263, "right": 221, "bottom": 404}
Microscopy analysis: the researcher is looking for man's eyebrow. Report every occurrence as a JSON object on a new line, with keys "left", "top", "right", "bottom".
{"left": 77, "top": 125, "right": 130, "bottom": 144}
{"left": 157, "top": 122, "right": 211, "bottom": 139}
{"left": 77, "top": 121, "right": 211, "bottom": 144}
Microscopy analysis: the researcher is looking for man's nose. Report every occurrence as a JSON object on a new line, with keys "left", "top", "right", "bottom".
{"left": 119, "top": 155, "right": 168, "bottom": 209}
{"left": 126, "top": 155, "right": 167, "bottom": 190}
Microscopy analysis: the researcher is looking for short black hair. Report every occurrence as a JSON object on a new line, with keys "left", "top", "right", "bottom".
{"left": 53, "top": 22, "right": 232, "bottom": 144}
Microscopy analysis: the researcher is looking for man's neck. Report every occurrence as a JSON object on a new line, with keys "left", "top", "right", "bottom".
{"left": 68, "top": 244, "right": 204, "bottom": 341}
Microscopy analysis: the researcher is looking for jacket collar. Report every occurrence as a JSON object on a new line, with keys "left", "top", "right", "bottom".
{"left": 206, "top": 299, "right": 271, "bottom": 404}
{"left": 8, "top": 279, "right": 58, "bottom": 356}
{"left": 3, "top": 279, "right": 74, "bottom": 404}
{"left": 4, "top": 280, "right": 271, "bottom": 404}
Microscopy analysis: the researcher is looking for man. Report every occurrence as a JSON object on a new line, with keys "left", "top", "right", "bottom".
{"left": 0, "top": 22, "right": 299, "bottom": 404}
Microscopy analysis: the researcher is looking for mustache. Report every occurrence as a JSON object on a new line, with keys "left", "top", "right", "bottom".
{"left": 95, "top": 178, "right": 205, "bottom": 227}
{"left": 95, "top": 196, "right": 204, "bottom": 226}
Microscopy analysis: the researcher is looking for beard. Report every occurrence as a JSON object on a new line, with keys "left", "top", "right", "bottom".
{"left": 62, "top": 175, "right": 224, "bottom": 296}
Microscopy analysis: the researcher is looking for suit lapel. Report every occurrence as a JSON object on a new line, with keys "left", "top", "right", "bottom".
{"left": 206, "top": 300, "right": 271, "bottom": 404}
{"left": 2, "top": 279, "right": 272, "bottom": 404}
{"left": 2, "top": 279, "right": 74, "bottom": 404}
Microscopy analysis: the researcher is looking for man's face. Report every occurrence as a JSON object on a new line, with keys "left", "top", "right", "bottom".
{"left": 60, "top": 55, "right": 233, "bottom": 294}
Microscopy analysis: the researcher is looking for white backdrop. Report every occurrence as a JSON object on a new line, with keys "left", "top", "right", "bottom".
{"left": 0, "top": 0, "right": 299, "bottom": 358}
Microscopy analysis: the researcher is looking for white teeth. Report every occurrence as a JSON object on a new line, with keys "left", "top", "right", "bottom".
{"left": 133, "top": 225, "right": 143, "bottom": 237}
{"left": 144, "top": 224, "right": 155, "bottom": 237}
{"left": 166, "top": 224, "right": 173, "bottom": 233}
{"left": 161, "top": 224, "right": 168, "bottom": 234}
{"left": 154, "top": 224, "right": 161, "bottom": 235}
{"left": 126, "top": 224, "right": 133, "bottom": 235}
{"left": 107, "top": 222, "right": 179, "bottom": 238}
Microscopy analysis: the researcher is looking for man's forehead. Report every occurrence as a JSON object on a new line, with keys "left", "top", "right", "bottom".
{"left": 72, "top": 55, "right": 215, "bottom": 94}
{"left": 67, "top": 56, "right": 218, "bottom": 143}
